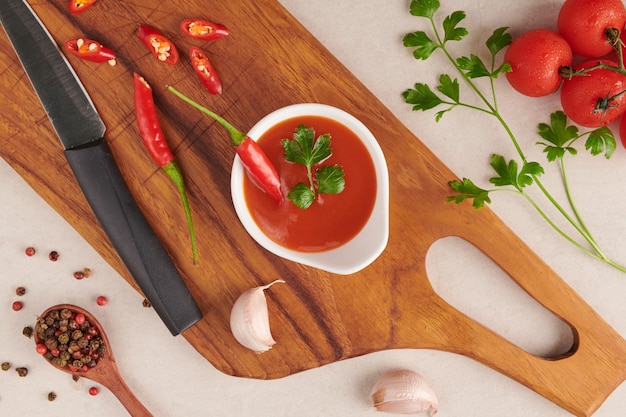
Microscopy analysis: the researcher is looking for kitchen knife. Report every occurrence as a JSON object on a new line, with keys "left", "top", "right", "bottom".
{"left": 0, "top": 0, "right": 203, "bottom": 335}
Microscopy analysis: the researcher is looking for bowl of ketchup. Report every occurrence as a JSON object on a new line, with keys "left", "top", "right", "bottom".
{"left": 231, "top": 103, "right": 389, "bottom": 275}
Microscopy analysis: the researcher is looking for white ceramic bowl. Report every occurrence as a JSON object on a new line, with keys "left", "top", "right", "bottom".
{"left": 230, "top": 103, "right": 389, "bottom": 275}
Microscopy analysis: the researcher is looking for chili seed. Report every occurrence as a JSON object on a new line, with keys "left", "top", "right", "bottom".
{"left": 96, "top": 296, "right": 107, "bottom": 306}
{"left": 49, "top": 251, "right": 59, "bottom": 262}
{"left": 25, "top": 246, "right": 36, "bottom": 256}
{"left": 15, "top": 286, "right": 26, "bottom": 296}
{"left": 22, "top": 326, "right": 33, "bottom": 338}
{"left": 16, "top": 367, "right": 28, "bottom": 377}
{"left": 1, "top": 362, "right": 10, "bottom": 371}
{"left": 48, "top": 392, "right": 57, "bottom": 402}
{"left": 88, "top": 386, "right": 99, "bottom": 396}
{"left": 12, "top": 301, "right": 23, "bottom": 311}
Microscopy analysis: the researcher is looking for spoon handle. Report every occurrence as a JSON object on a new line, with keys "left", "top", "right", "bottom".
{"left": 106, "top": 378, "right": 154, "bottom": 417}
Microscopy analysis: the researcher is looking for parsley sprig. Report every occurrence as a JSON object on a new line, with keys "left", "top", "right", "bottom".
{"left": 282, "top": 125, "right": 345, "bottom": 209}
{"left": 403, "top": 0, "right": 626, "bottom": 273}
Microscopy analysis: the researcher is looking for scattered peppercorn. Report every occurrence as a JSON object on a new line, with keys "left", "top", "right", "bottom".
{"left": 96, "top": 296, "right": 107, "bottom": 306}
{"left": 73, "top": 375, "right": 80, "bottom": 382}
{"left": 88, "top": 386, "right": 99, "bottom": 396}
{"left": 15, "top": 286, "right": 26, "bottom": 296}
{"left": 73, "top": 270, "right": 85, "bottom": 280}
{"left": 48, "top": 392, "right": 57, "bottom": 401}
{"left": 48, "top": 251, "right": 59, "bottom": 262}
{"left": 83, "top": 267, "right": 92, "bottom": 278}
{"left": 25, "top": 246, "right": 36, "bottom": 256}
{"left": 1, "top": 362, "right": 10, "bottom": 371}
{"left": 22, "top": 326, "right": 33, "bottom": 338}
{"left": 16, "top": 367, "right": 28, "bottom": 377}
{"left": 12, "top": 301, "right": 23, "bottom": 311}
{"left": 142, "top": 298, "right": 151, "bottom": 308}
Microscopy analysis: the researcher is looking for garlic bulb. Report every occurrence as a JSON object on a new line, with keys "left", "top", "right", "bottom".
{"left": 370, "top": 369, "right": 438, "bottom": 415}
{"left": 230, "top": 279, "right": 285, "bottom": 353}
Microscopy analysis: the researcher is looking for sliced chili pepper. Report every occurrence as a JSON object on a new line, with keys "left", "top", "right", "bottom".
{"left": 134, "top": 73, "right": 199, "bottom": 264}
{"left": 68, "top": 0, "right": 97, "bottom": 14}
{"left": 167, "top": 86, "right": 284, "bottom": 203}
{"left": 180, "top": 19, "right": 229, "bottom": 41}
{"left": 64, "top": 38, "right": 117, "bottom": 65}
{"left": 189, "top": 47, "right": 222, "bottom": 95}
{"left": 136, "top": 25, "right": 179, "bottom": 65}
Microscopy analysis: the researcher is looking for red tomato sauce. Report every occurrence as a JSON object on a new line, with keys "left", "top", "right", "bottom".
{"left": 243, "top": 115, "right": 377, "bottom": 252}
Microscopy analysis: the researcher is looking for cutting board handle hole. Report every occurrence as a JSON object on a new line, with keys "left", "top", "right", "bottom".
{"left": 426, "top": 236, "right": 576, "bottom": 359}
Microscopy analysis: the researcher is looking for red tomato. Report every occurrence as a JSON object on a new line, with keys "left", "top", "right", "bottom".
{"left": 619, "top": 114, "right": 626, "bottom": 148}
{"left": 504, "top": 29, "right": 572, "bottom": 97}
{"left": 558, "top": 0, "right": 626, "bottom": 57}
{"left": 560, "top": 60, "right": 626, "bottom": 127}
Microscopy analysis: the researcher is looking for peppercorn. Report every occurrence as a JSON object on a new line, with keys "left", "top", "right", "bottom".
{"left": 22, "top": 326, "right": 33, "bottom": 338}
{"left": 57, "top": 332, "right": 70, "bottom": 345}
{"left": 83, "top": 268, "right": 92, "bottom": 278}
{"left": 25, "top": 246, "right": 35, "bottom": 256}
{"left": 96, "top": 296, "right": 107, "bottom": 306}
{"left": 48, "top": 250, "right": 59, "bottom": 261}
{"left": 12, "top": 301, "right": 23, "bottom": 311}
{"left": 142, "top": 298, "right": 152, "bottom": 308}
{"left": 15, "top": 286, "right": 26, "bottom": 296}
{"left": 48, "top": 392, "right": 57, "bottom": 402}
{"left": 73, "top": 270, "right": 85, "bottom": 280}
{"left": 16, "top": 367, "right": 28, "bottom": 377}
{"left": 89, "top": 386, "right": 99, "bottom": 396}
{"left": 60, "top": 309, "right": 72, "bottom": 319}
{"left": 1, "top": 362, "right": 10, "bottom": 371}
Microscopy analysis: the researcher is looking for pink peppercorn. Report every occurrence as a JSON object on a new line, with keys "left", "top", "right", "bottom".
{"left": 12, "top": 301, "right": 23, "bottom": 311}
{"left": 96, "top": 296, "right": 107, "bottom": 306}
{"left": 89, "top": 386, "right": 99, "bottom": 396}
{"left": 25, "top": 247, "right": 36, "bottom": 256}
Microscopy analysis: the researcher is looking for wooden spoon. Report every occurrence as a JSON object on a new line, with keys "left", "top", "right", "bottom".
{"left": 34, "top": 304, "right": 153, "bottom": 417}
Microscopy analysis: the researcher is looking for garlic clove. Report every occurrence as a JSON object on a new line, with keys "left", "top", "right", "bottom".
{"left": 229, "top": 279, "right": 285, "bottom": 353}
{"left": 370, "top": 369, "right": 438, "bottom": 416}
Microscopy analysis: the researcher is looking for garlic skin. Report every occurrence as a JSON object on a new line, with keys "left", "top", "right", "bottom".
{"left": 230, "top": 280, "right": 285, "bottom": 353}
{"left": 370, "top": 370, "right": 438, "bottom": 416}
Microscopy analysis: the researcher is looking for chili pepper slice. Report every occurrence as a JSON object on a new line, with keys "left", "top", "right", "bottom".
{"left": 136, "top": 25, "right": 179, "bottom": 65}
{"left": 64, "top": 38, "right": 117, "bottom": 65}
{"left": 180, "top": 19, "right": 229, "bottom": 41}
{"left": 68, "top": 0, "right": 97, "bottom": 14}
{"left": 134, "top": 73, "right": 199, "bottom": 264}
{"left": 189, "top": 47, "right": 222, "bottom": 95}
{"left": 167, "top": 86, "right": 284, "bottom": 203}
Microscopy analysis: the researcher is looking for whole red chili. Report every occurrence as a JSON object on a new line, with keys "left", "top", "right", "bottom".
{"left": 136, "top": 25, "right": 179, "bottom": 65}
{"left": 68, "top": 0, "right": 97, "bottom": 14}
{"left": 167, "top": 86, "right": 283, "bottom": 203}
{"left": 180, "top": 19, "right": 229, "bottom": 41}
{"left": 133, "top": 73, "right": 199, "bottom": 264}
{"left": 189, "top": 47, "right": 222, "bottom": 95}
{"left": 64, "top": 38, "right": 116, "bottom": 65}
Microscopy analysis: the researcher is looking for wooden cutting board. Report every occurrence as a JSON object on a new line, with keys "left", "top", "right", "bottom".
{"left": 1, "top": 1, "right": 625, "bottom": 416}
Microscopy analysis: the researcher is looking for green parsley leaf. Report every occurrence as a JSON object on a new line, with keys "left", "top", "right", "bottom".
{"left": 317, "top": 165, "right": 345, "bottom": 194}
{"left": 282, "top": 125, "right": 346, "bottom": 209}
{"left": 486, "top": 27, "right": 512, "bottom": 56}
{"left": 436, "top": 74, "right": 460, "bottom": 103}
{"left": 442, "top": 11, "right": 468, "bottom": 43}
{"left": 409, "top": 0, "right": 440, "bottom": 19}
{"left": 586, "top": 126, "right": 616, "bottom": 159}
{"left": 403, "top": 83, "right": 445, "bottom": 111}
{"left": 489, "top": 154, "right": 542, "bottom": 190}
{"left": 287, "top": 183, "right": 315, "bottom": 209}
{"left": 536, "top": 111, "right": 580, "bottom": 162}
{"left": 456, "top": 54, "right": 490, "bottom": 78}
{"left": 447, "top": 178, "right": 491, "bottom": 208}
{"left": 403, "top": 31, "right": 440, "bottom": 60}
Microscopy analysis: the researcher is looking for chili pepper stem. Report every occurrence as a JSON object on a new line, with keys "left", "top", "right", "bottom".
{"left": 167, "top": 86, "right": 247, "bottom": 146}
{"left": 163, "top": 161, "right": 199, "bottom": 265}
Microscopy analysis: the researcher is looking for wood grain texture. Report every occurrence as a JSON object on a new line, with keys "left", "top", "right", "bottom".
{"left": 1, "top": 1, "right": 626, "bottom": 416}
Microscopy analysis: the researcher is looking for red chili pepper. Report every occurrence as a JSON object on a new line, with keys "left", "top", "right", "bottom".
{"left": 134, "top": 73, "right": 199, "bottom": 264}
{"left": 68, "top": 0, "right": 97, "bottom": 14}
{"left": 180, "top": 19, "right": 229, "bottom": 41}
{"left": 167, "top": 86, "right": 284, "bottom": 203}
{"left": 64, "top": 38, "right": 117, "bottom": 64}
{"left": 136, "top": 25, "right": 179, "bottom": 65}
{"left": 189, "top": 47, "right": 222, "bottom": 95}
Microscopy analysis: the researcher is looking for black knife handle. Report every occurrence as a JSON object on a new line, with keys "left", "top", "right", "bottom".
{"left": 64, "top": 138, "right": 202, "bottom": 335}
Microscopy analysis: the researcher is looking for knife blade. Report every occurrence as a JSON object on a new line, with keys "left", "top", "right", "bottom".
{"left": 0, "top": 0, "right": 203, "bottom": 335}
